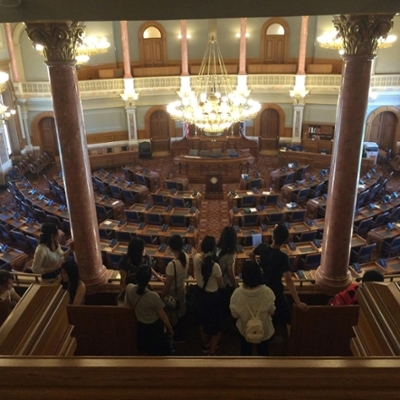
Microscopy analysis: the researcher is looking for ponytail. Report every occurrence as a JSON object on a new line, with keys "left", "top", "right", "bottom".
{"left": 178, "top": 250, "right": 187, "bottom": 269}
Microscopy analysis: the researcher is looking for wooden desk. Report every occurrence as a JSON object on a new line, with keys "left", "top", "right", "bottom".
{"left": 227, "top": 189, "right": 277, "bottom": 209}
{"left": 173, "top": 154, "right": 254, "bottom": 183}
{"left": 155, "top": 188, "right": 202, "bottom": 209}
{"left": 134, "top": 171, "right": 160, "bottom": 192}
{"left": 281, "top": 176, "right": 327, "bottom": 203}
{"left": 287, "top": 219, "right": 325, "bottom": 240}
{"left": 236, "top": 227, "right": 272, "bottom": 246}
{"left": 305, "top": 196, "right": 327, "bottom": 219}
{"left": 269, "top": 167, "right": 299, "bottom": 190}
{"left": 0, "top": 246, "right": 28, "bottom": 271}
{"left": 278, "top": 150, "right": 376, "bottom": 176}
{"left": 367, "top": 224, "right": 400, "bottom": 256}
{"left": 239, "top": 176, "right": 267, "bottom": 190}
{"left": 94, "top": 195, "right": 125, "bottom": 220}
{"left": 164, "top": 177, "right": 189, "bottom": 191}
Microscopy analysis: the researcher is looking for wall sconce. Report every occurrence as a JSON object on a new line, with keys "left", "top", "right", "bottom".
{"left": 236, "top": 32, "right": 249, "bottom": 39}
{"left": 178, "top": 33, "right": 191, "bottom": 40}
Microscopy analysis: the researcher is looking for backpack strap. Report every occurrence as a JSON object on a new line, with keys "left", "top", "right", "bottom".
{"left": 172, "top": 260, "right": 178, "bottom": 296}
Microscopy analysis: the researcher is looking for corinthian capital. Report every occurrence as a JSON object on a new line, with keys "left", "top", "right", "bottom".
{"left": 333, "top": 14, "right": 395, "bottom": 56}
{"left": 25, "top": 22, "right": 85, "bottom": 62}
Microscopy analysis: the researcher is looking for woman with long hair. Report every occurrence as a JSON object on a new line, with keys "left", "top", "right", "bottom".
{"left": 125, "top": 264, "right": 173, "bottom": 356}
{"left": 60, "top": 261, "right": 86, "bottom": 305}
{"left": 118, "top": 237, "right": 162, "bottom": 290}
{"left": 193, "top": 235, "right": 223, "bottom": 356}
{"left": 160, "top": 234, "right": 189, "bottom": 342}
{"left": 32, "top": 222, "right": 74, "bottom": 283}
{"left": 0, "top": 270, "right": 20, "bottom": 309}
{"left": 216, "top": 226, "right": 238, "bottom": 313}
{"left": 230, "top": 260, "right": 275, "bottom": 356}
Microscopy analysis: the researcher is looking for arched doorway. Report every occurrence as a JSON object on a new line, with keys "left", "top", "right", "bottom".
{"left": 365, "top": 107, "right": 400, "bottom": 155}
{"left": 255, "top": 104, "right": 285, "bottom": 155}
{"left": 260, "top": 18, "right": 290, "bottom": 64}
{"left": 31, "top": 112, "right": 59, "bottom": 156}
{"left": 138, "top": 22, "right": 167, "bottom": 67}
{"left": 145, "top": 107, "right": 174, "bottom": 155}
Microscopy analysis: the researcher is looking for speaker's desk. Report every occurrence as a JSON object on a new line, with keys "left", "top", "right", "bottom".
{"left": 173, "top": 154, "right": 254, "bottom": 183}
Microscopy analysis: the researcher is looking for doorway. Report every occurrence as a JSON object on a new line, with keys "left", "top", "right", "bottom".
{"left": 369, "top": 111, "right": 398, "bottom": 153}
{"left": 150, "top": 110, "right": 170, "bottom": 153}
{"left": 39, "top": 117, "right": 59, "bottom": 156}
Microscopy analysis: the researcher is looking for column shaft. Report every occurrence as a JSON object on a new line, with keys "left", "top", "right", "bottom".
{"left": 297, "top": 16, "right": 308, "bottom": 75}
{"left": 120, "top": 21, "right": 132, "bottom": 79}
{"left": 238, "top": 18, "right": 247, "bottom": 75}
{"left": 180, "top": 20, "right": 189, "bottom": 76}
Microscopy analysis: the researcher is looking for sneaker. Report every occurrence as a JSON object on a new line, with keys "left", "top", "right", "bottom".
{"left": 202, "top": 344, "right": 210, "bottom": 354}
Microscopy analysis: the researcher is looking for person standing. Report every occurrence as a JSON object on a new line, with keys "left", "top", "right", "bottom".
{"left": 250, "top": 224, "right": 308, "bottom": 328}
{"left": 230, "top": 261, "right": 275, "bottom": 356}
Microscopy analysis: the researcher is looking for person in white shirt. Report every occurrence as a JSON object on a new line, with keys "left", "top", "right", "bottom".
{"left": 230, "top": 260, "right": 276, "bottom": 356}
{"left": 193, "top": 235, "right": 223, "bottom": 355}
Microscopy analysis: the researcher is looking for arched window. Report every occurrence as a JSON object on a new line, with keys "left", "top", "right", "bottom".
{"left": 138, "top": 22, "right": 167, "bottom": 67}
{"left": 261, "top": 18, "right": 290, "bottom": 63}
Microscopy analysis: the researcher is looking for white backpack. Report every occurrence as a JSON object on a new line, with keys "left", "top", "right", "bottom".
{"left": 241, "top": 293, "right": 265, "bottom": 344}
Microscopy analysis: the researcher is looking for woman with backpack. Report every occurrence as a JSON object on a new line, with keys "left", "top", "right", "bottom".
{"left": 230, "top": 260, "right": 276, "bottom": 356}
{"left": 193, "top": 235, "right": 223, "bottom": 356}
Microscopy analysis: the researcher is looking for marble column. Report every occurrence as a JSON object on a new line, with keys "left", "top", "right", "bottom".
{"left": 315, "top": 14, "right": 395, "bottom": 295}
{"left": 297, "top": 16, "right": 308, "bottom": 75}
{"left": 180, "top": 20, "right": 189, "bottom": 77}
{"left": 238, "top": 18, "right": 247, "bottom": 75}
{"left": 25, "top": 22, "right": 108, "bottom": 292}
{"left": 120, "top": 21, "right": 132, "bottom": 79}
{"left": 125, "top": 104, "right": 137, "bottom": 141}
{"left": 5, "top": 23, "right": 20, "bottom": 83}
{"left": 18, "top": 103, "right": 32, "bottom": 149}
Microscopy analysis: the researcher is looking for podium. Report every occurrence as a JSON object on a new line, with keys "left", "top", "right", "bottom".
{"left": 205, "top": 173, "right": 223, "bottom": 200}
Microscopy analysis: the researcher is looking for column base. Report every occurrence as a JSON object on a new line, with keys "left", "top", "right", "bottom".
{"left": 82, "top": 265, "right": 110, "bottom": 295}
{"left": 314, "top": 266, "right": 353, "bottom": 296}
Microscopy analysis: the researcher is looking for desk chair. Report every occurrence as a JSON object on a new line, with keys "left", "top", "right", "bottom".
{"left": 387, "top": 206, "right": 400, "bottom": 222}
{"left": 366, "top": 183, "right": 380, "bottom": 203}
{"left": 172, "top": 197, "right": 190, "bottom": 208}
{"left": 189, "top": 149, "right": 199, "bottom": 156}
{"left": 266, "top": 212, "right": 284, "bottom": 225}
{"left": 381, "top": 236, "right": 400, "bottom": 258}
{"left": 108, "top": 253, "right": 124, "bottom": 270}
{"left": 308, "top": 182, "right": 324, "bottom": 199}
{"left": 248, "top": 178, "right": 262, "bottom": 189}
{"left": 261, "top": 194, "right": 279, "bottom": 206}
{"left": 136, "top": 234, "right": 158, "bottom": 245}
{"left": 138, "top": 141, "right": 152, "bottom": 159}
{"left": 151, "top": 194, "right": 169, "bottom": 207}
{"left": 227, "top": 148, "right": 238, "bottom": 157}
{"left": 55, "top": 186, "right": 67, "bottom": 205}
{"left": 353, "top": 217, "right": 372, "bottom": 237}
{"left": 239, "top": 196, "right": 256, "bottom": 208}
{"left": 121, "top": 167, "right": 134, "bottom": 182}
{"left": 279, "top": 171, "right": 295, "bottom": 188}
{"left": 11, "top": 229, "right": 29, "bottom": 249}
{"left": 34, "top": 207, "right": 48, "bottom": 223}
{"left": 350, "top": 243, "right": 376, "bottom": 264}
{"left": 124, "top": 210, "right": 142, "bottom": 223}
{"left": 115, "top": 231, "right": 133, "bottom": 243}
{"left": 199, "top": 150, "right": 210, "bottom": 157}
{"left": 166, "top": 181, "right": 182, "bottom": 190}
{"left": 241, "top": 214, "right": 259, "bottom": 227}
{"left": 356, "top": 190, "right": 370, "bottom": 208}
{"left": 95, "top": 205, "right": 114, "bottom": 222}
{"left": 0, "top": 223, "right": 12, "bottom": 243}
{"left": 291, "top": 188, "right": 310, "bottom": 204}
{"left": 212, "top": 149, "right": 222, "bottom": 158}
{"left": 146, "top": 213, "right": 163, "bottom": 226}
{"left": 294, "top": 231, "right": 317, "bottom": 243}
{"left": 109, "top": 185, "right": 123, "bottom": 200}
{"left": 288, "top": 210, "right": 306, "bottom": 223}
{"left": 370, "top": 212, "right": 390, "bottom": 229}
{"left": 21, "top": 201, "right": 36, "bottom": 220}
{"left": 94, "top": 178, "right": 111, "bottom": 195}
{"left": 299, "top": 253, "right": 321, "bottom": 270}
{"left": 170, "top": 214, "right": 188, "bottom": 227}
{"left": 26, "top": 234, "right": 39, "bottom": 249}
{"left": 295, "top": 165, "right": 309, "bottom": 181}
{"left": 99, "top": 228, "right": 112, "bottom": 240}
{"left": 122, "top": 190, "right": 139, "bottom": 205}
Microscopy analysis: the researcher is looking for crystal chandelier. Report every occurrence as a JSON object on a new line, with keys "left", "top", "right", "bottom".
{"left": 317, "top": 31, "right": 397, "bottom": 54}
{"left": 35, "top": 35, "right": 110, "bottom": 64}
{"left": 167, "top": 20, "right": 260, "bottom": 134}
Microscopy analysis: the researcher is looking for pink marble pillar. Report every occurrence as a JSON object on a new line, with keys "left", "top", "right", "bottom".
{"left": 238, "top": 18, "right": 247, "bottom": 75}
{"left": 25, "top": 22, "right": 108, "bottom": 293}
{"left": 120, "top": 21, "right": 132, "bottom": 79}
{"left": 297, "top": 16, "right": 308, "bottom": 75}
{"left": 5, "top": 23, "right": 20, "bottom": 83}
{"left": 315, "top": 14, "right": 395, "bottom": 294}
{"left": 180, "top": 20, "right": 189, "bottom": 76}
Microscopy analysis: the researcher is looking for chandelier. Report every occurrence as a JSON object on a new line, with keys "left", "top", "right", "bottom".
{"left": 35, "top": 35, "right": 110, "bottom": 64}
{"left": 167, "top": 20, "right": 260, "bottom": 134}
{"left": 317, "top": 31, "right": 397, "bottom": 54}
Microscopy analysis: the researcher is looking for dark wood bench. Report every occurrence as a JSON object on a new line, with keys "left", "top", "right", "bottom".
{"left": 66, "top": 305, "right": 138, "bottom": 356}
{"left": 287, "top": 304, "right": 360, "bottom": 356}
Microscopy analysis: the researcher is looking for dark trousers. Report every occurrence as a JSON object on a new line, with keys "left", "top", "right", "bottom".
{"left": 237, "top": 331, "right": 270, "bottom": 356}
{"left": 137, "top": 319, "right": 170, "bottom": 356}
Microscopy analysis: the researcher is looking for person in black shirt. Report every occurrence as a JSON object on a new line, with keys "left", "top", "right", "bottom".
{"left": 250, "top": 225, "right": 308, "bottom": 325}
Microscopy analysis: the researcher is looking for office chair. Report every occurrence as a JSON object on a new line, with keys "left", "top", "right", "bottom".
{"left": 288, "top": 210, "right": 306, "bottom": 223}
{"left": 0, "top": 223, "right": 11, "bottom": 242}
{"left": 239, "top": 196, "right": 256, "bottom": 208}
{"left": 99, "top": 228, "right": 112, "bottom": 240}
{"left": 122, "top": 190, "right": 139, "bottom": 205}
{"left": 212, "top": 148, "right": 222, "bottom": 158}
{"left": 370, "top": 212, "right": 390, "bottom": 229}
{"left": 109, "top": 185, "right": 123, "bottom": 200}
{"left": 124, "top": 210, "right": 142, "bottom": 223}
{"left": 356, "top": 190, "right": 370, "bottom": 209}
{"left": 291, "top": 188, "right": 310, "bottom": 204}
{"left": 266, "top": 212, "right": 284, "bottom": 225}
{"left": 199, "top": 150, "right": 210, "bottom": 157}
{"left": 350, "top": 243, "right": 376, "bottom": 264}
{"left": 170, "top": 214, "right": 188, "bottom": 227}
{"left": 33, "top": 207, "right": 48, "bottom": 223}
{"left": 108, "top": 253, "right": 124, "bottom": 270}
{"left": 189, "top": 149, "right": 199, "bottom": 156}
{"left": 381, "top": 236, "right": 400, "bottom": 258}
{"left": 136, "top": 234, "right": 158, "bottom": 245}
{"left": 55, "top": 186, "right": 67, "bottom": 205}
{"left": 227, "top": 148, "right": 238, "bottom": 156}
{"left": 166, "top": 181, "right": 178, "bottom": 190}
{"left": 172, "top": 197, "right": 190, "bottom": 208}
{"left": 299, "top": 253, "right": 321, "bottom": 270}
{"left": 138, "top": 141, "right": 152, "bottom": 159}
{"left": 115, "top": 231, "right": 133, "bottom": 243}
{"left": 151, "top": 193, "right": 169, "bottom": 207}
{"left": 295, "top": 165, "right": 309, "bottom": 181}
{"left": 353, "top": 217, "right": 373, "bottom": 237}
{"left": 308, "top": 182, "right": 324, "bottom": 198}
{"left": 241, "top": 214, "right": 259, "bottom": 227}
{"left": 261, "top": 194, "right": 279, "bottom": 206}
{"left": 294, "top": 231, "right": 318, "bottom": 243}
{"left": 279, "top": 171, "right": 295, "bottom": 188}
{"left": 26, "top": 235, "right": 39, "bottom": 250}
{"left": 248, "top": 178, "right": 262, "bottom": 189}
{"left": 146, "top": 213, "right": 163, "bottom": 225}
{"left": 95, "top": 178, "right": 111, "bottom": 195}
{"left": 387, "top": 206, "right": 400, "bottom": 222}
{"left": 95, "top": 205, "right": 114, "bottom": 222}
{"left": 135, "top": 174, "right": 149, "bottom": 187}
{"left": 10, "top": 229, "right": 29, "bottom": 249}
{"left": 121, "top": 167, "right": 134, "bottom": 182}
